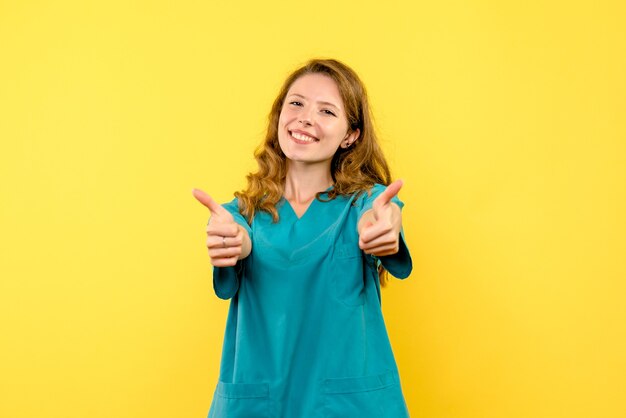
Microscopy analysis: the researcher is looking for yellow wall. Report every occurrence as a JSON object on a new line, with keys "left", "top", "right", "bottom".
{"left": 1, "top": 1, "right": 625, "bottom": 417}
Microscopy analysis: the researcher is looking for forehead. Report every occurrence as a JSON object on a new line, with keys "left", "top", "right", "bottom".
{"left": 286, "top": 73, "right": 343, "bottom": 107}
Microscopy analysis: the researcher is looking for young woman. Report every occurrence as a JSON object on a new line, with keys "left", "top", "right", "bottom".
{"left": 193, "top": 59, "right": 412, "bottom": 418}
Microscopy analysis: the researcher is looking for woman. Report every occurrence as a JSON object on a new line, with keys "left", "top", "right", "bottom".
{"left": 193, "top": 59, "right": 412, "bottom": 417}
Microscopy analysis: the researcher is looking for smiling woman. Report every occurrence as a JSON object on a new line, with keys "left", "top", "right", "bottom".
{"left": 277, "top": 73, "right": 360, "bottom": 167}
{"left": 192, "top": 58, "right": 412, "bottom": 418}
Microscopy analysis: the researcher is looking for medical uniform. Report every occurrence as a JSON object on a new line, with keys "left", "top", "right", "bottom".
{"left": 207, "top": 184, "right": 412, "bottom": 418}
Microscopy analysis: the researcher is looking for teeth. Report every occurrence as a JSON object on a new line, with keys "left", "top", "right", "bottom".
{"left": 291, "top": 132, "right": 316, "bottom": 142}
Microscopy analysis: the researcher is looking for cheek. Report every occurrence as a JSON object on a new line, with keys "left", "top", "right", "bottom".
{"left": 279, "top": 105, "right": 291, "bottom": 117}
{"left": 280, "top": 105, "right": 301, "bottom": 121}
{"left": 277, "top": 111, "right": 289, "bottom": 128}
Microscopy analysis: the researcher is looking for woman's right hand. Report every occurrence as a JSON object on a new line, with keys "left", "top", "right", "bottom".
{"left": 192, "top": 188, "right": 251, "bottom": 267}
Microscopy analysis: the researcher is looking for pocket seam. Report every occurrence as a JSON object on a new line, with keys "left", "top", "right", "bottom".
{"left": 323, "top": 370, "right": 397, "bottom": 394}
{"left": 334, "top": 243, "right": 362, "bottom": 259}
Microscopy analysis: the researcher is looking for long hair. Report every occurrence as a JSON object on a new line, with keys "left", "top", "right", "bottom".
{"left": 235, "top": 58, "right": 393, "bottom": 285}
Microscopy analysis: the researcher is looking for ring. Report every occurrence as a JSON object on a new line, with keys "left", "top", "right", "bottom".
{"left": 222, "top": 236, "right": 227, "bottom": 248}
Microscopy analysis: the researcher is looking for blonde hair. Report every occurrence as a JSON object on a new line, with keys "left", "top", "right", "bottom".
{"left": 235, "top": 58, "right": 394, "bottom": 284}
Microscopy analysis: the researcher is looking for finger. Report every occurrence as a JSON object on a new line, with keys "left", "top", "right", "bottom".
{"left": 364, "top": 245, "right": 400, "bottom": 257}
{"left": 206, "top": 234, "right": 243, "bottom": 249}
{"left": 206, "top": 223, "right": 239, "bottom": 237}
{"left": 373, "top": 179, "right": 403, "bottom": 211}
{"left": 192, "top": 188, "right": 230, "bottom": 217}
{"left": 359, "top": 233, "right": 397, "bottom": 250}
{"left": 359, "top": 234, "right": 399, "bottom": 251}
{"left": 359, "top": 220, "right": 393, "bottom": 243}
{"left": 208, "top": 246, "right": 243, "bottom": 259}
{"left": 210, "top": 256, "right": 239, "bottom": 268}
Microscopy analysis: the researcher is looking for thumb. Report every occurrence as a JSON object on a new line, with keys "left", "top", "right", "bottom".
{"left": 373, "top": 179, "right": 403, "bottom": 211}
{"left": 192, "top": 188, "right": 229, "bottom": 217}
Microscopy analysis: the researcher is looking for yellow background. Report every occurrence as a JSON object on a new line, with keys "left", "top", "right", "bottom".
{"left": 1, "top": 1, "right": 625, "bottom": 417}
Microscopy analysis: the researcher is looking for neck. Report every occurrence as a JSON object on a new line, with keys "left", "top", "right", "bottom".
{"left": 283, "top": 161, "right": 333, "bottom": 204}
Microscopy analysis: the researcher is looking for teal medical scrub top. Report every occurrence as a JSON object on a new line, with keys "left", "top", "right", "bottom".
{"left": 207, "top": 184, "right": 412, "bottom": 418}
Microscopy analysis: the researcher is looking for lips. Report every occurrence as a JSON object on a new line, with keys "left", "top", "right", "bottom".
{"left": 289, "top": 129, "right": 318, "bottom": 144}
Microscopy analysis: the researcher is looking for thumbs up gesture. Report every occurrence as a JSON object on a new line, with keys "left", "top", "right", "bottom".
{"left": 192, "top": 189, "right": 251, "bottom": 267}
{"left": 358, "top": 180, "right": 404, "bottom": 257}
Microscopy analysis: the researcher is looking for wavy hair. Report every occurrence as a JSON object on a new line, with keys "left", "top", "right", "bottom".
{"left": 234, "top": 58, "right": 394, "bottom": 284}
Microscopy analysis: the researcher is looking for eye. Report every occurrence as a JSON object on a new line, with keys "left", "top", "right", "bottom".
{"left": 289, "top": 101, "right": 303, "bottom": 107}
{"left": 322, "top": 109, "right": 337, "bottom": 117}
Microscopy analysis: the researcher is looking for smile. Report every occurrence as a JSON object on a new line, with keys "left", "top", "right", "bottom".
{"left": 289, "top": 130, "right": 318, "bottom": 144}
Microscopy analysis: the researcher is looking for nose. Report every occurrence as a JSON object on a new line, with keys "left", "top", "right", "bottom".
{"left": 298, "top": 106, "right": 314, "bottom": 126}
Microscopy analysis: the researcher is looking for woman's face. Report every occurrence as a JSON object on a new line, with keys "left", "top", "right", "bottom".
{"left": 277, "top": 73, "right": 360, "bottom": 168}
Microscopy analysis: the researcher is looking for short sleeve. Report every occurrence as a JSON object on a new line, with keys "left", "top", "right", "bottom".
{"left": 210, "top": 197, "right": 250, "bottom": 300}
{"left": 358, "top": 184, "right": 412, "bottom": 279}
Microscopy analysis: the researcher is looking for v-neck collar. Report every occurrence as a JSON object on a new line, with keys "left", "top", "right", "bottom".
{"left": 283, "top": 199, "right": 312, "bottom": 220}
{"left": 281, "top": 186, "right": 333, "bottom": 221}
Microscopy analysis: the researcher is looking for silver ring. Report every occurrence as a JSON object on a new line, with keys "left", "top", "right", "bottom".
{"left": 222, "top": 236, "right": 227, "bottom": 248}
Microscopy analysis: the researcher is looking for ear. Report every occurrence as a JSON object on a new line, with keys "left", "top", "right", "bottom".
{"left": 340, "top": 128, "right": 361, "bottom": 149}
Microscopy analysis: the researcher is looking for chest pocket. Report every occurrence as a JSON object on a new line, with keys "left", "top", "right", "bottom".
{"left": 331, "top": 244, "right": 366, "bottom": 306}
{"left": 209, "top": 381, "right": 269, "bottom": 418}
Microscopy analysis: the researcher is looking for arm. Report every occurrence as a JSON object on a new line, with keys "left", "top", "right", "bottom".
{"left": 358, "top": 180, "right": 403, "bottom": 257}
{"left": 193, "top": 188, "right": 252, "bottom": 267}
{"left": 193, "top": 189, "right": 252, "bottom": 298}
{"left": 358, "top": 181, "right": 412, "bottom": 279}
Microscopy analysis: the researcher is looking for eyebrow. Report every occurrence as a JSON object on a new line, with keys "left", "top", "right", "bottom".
{"left": 287, "top": 93, "right": 340, "bottom": 110}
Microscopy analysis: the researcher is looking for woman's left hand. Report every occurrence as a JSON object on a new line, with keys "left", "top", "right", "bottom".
{"left": 358, "top": 180, "right": 404, "bottom": 257}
